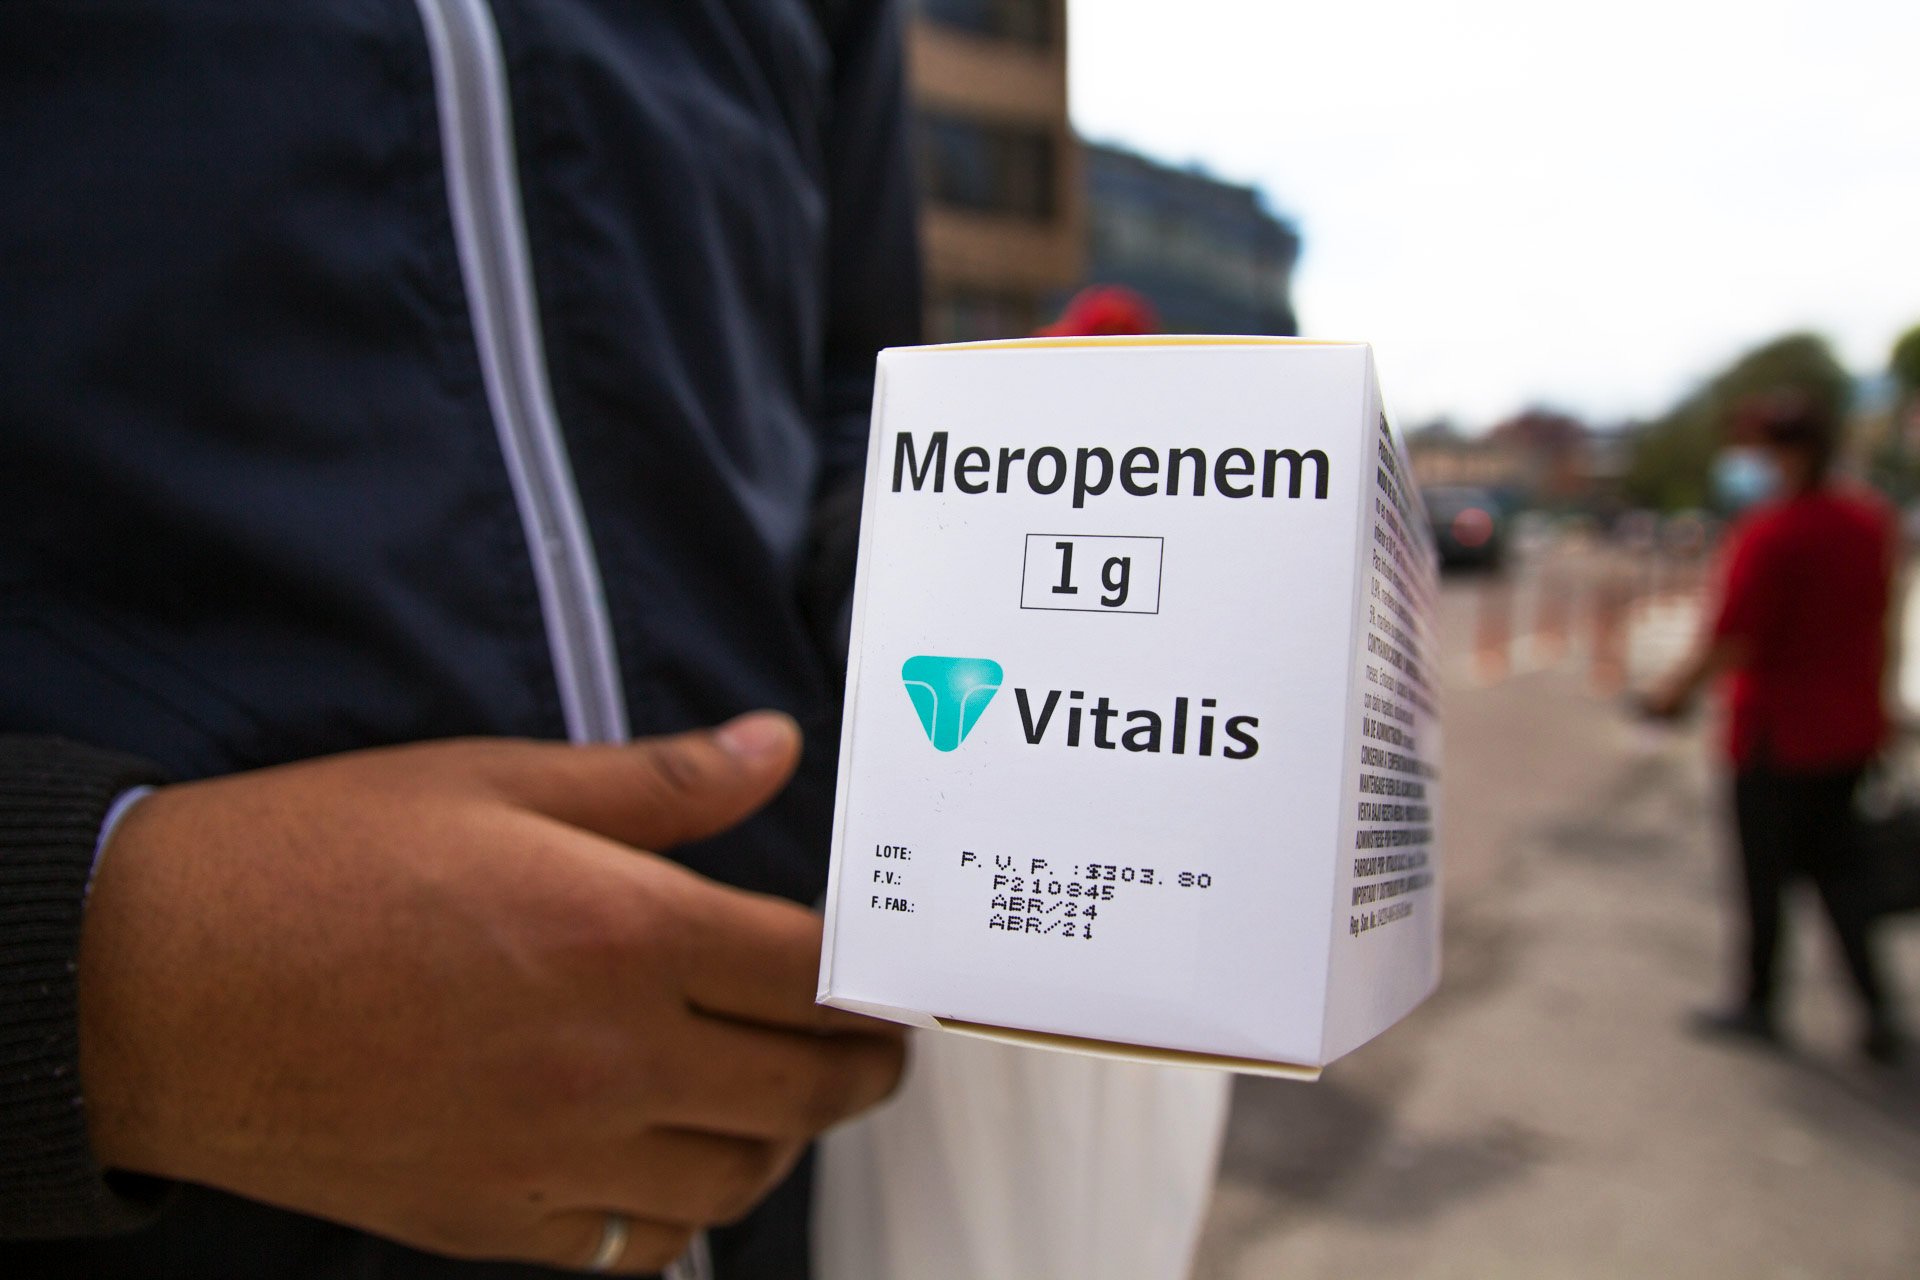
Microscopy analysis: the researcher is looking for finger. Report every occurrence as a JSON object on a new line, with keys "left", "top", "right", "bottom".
{"left": 676, "top": 886, "right": 888, "bottom": 1035}
{"left": 564, "top": 1129, "right": 804, "bottom": 1228}
{"left": 527, "top": 1211, "right": 695, "bottom": 1277}
{"left": 651, "top": 1016, "right": 906, "bottom": 1141}
{"left": 490, "top": 712, "right": 802, "bottom": 850}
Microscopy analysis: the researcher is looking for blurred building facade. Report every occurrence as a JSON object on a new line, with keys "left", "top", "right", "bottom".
{"left": 904, "top": 4, "right": 1300, "bottom": 342}
{"left": 1076, "top": 142, "right": 1299, "bottom": 336}
{"left": 1408, "top": 410, "right": 1629, "bottom": 512}
{"left": 908, "top": 0, "right": 1082, "bottom": 342}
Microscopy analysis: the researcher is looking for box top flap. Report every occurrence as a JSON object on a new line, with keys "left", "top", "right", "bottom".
{"left": 895, "top": 335, "right": 1368, "bottom": 355}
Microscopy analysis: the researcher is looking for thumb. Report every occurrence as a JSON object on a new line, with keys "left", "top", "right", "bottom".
{"left": 494, "top": 711, "right": 804, "bottom": 850}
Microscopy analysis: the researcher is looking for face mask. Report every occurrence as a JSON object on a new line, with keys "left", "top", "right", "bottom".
{"left": 1711, "top": 447, "right": 1781, "bottom": 510}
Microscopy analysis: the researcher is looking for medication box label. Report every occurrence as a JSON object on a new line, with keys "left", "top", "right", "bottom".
{"left": 820, "top": 338, "right": 1441, "bottom": 1071}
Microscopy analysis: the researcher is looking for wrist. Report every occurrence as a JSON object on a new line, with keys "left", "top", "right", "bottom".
{"left": 76, "top": 784, "right": 183, "bottom": 1181}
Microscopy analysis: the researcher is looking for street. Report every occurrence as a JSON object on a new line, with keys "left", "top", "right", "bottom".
{"left": 1194, "top": 548, "right": 1920, "bottom": 1279}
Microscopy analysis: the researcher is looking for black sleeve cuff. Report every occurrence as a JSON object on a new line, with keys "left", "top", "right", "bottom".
{"left": 0, "top": 735, "right": 172, "bottom": 1239}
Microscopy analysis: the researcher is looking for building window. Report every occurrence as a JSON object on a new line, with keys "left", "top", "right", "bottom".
{"left": 918, "top": 111, "right": 1056, "bottom": 220}
{"left": 919, "top": 0, "right": 1053, "bottom": 47}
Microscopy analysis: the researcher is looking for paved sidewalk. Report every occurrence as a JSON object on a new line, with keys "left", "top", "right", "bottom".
{"left": 1193, "top": 648, "right": 1920, "bottom": 1279}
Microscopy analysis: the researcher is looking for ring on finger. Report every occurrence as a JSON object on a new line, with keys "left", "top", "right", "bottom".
{"left": 588, "top": 1213, "right": 630, "bottom": 1273}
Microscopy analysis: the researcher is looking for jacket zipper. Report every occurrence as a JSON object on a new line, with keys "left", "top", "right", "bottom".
{"left": 412, "top": 5, "right": 710, "bottom": 1277}
{"left": 413, "top": 0, "right": 629, "bottom": 748}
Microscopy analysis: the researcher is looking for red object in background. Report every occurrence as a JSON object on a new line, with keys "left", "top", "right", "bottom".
{"left": 1036, "top": 285, "right": 1162, "bottom": 337}
{"left": 1450, "top": 506, "right": 1494, "bottom": 549}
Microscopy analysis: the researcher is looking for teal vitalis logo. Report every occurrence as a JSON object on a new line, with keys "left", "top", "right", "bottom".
{"left": 901, "top": 655, "right": 1003, "bottom": 751}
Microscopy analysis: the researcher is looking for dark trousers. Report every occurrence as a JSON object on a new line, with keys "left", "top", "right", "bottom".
{"left": 1732, "top": 763, "right": 1890, "bottom": 1025}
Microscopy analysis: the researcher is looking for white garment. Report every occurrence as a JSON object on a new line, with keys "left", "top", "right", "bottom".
{"left": 815, "top": 1030, "right": 1231, "bottom": 1280}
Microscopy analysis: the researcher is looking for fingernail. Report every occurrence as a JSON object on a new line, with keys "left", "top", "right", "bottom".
{"left": 715, "top": 711, "right": 798, "bottom": 762}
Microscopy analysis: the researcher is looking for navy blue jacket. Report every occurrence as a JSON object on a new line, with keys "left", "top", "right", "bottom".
{"left": 0, "top": 1, "right": 919, "bottom": 1275}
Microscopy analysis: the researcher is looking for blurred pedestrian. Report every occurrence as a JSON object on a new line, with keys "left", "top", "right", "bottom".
{"left": 1646, "top": 390, "right": 1907, "bottom": 1065}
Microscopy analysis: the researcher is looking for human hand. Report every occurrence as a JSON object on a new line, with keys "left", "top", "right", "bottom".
{"left": 76, "top": 714, "right": 902, "bottom": 1273}
{"left": 1638, "top": 682, "right": 1690, "bottom": 722}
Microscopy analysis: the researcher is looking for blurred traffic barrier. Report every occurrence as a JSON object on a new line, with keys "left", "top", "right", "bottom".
{"left": 1534, "top": 570, "right": 1572, "bottom": 663}
{"left": 1460, "top": 525, "right": 1710, "bottom": 696}
{"left": 1474, "top": 574, "right": 1511, "bottom": 683}
{"left": 1469, "top": 523, "right": 1920, "bottom": 725}
{"left": 1589, "top": 571, "right": 1633, "bottom": 696}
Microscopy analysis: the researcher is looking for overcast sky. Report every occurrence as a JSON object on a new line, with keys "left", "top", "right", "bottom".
{"left": 1069, "top": 0, "right": 1919, "bottom": 429}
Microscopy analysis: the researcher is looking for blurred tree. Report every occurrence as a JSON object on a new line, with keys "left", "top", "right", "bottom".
{"left": 1867, "top": 323, "right": 1920, "bottom": 502}
{"left": 1893, "top": 324, "right": 1920, "bottom": 398}
{"left": 1625, "top": 332, "right": 1850, "bottom": 512}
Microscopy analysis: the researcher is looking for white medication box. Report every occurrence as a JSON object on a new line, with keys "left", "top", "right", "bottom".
{"left": 817, "top": 337, "right": 1441, "bottom": 1077}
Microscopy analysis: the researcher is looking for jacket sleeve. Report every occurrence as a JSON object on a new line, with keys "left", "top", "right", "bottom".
{"left": 801, "top": 0, "right": 923, "bottom": 661}
{"left": 0, "top": 735, "right": 172, "bottom": 1238}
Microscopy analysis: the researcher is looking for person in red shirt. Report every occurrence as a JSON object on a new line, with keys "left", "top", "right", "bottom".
{"left": 1648, "top": 390, "right": 1906, "bottom": 1066}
